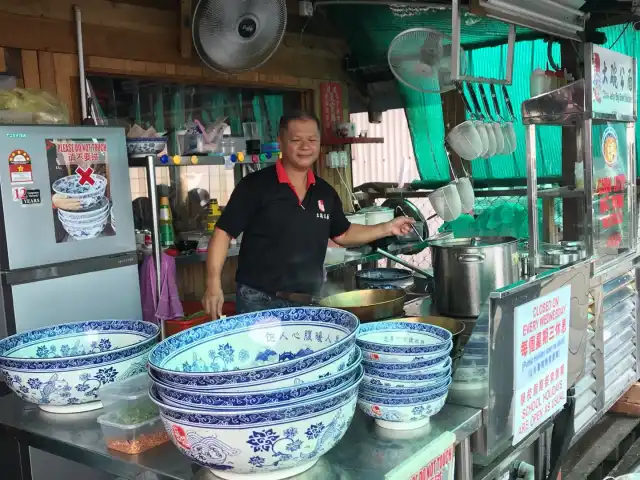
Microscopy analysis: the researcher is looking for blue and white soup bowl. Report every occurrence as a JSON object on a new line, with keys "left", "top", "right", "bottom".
{"left": 360, "top": 372, "right": 450, "bottom": 396}
{"left": 361, "top": 340, "right": 453, "bottom": 363}
{"left": 59, "top": 214, "right": 109, "bottom": 240}
{"left": 356, "top": 321, "right": 452, "bottom": 355}
{"left": 126, "top": 137, "right": 168, "bottom": 157}
{"left": 357, "top": 378, "right": 451, "bottom": 431}
{"left": 361, "top": 359, "right": 451, "bottom": 388}
{"left": 58, "top": 205, "right": 110, "bottom": 226}
{"left": 152, "top": 347, "right": 363, "bottom": 410}
{"left": 151, "top": 367, "right": 363, "bottom": 479}
{"left": 0, "top": 320, "right": 159, "bottom": 413}
{"left": 58, "top": 196, "right": 110, "bottom": 222}
{"left": 52, "top": 174, "right": 107, "bottom": 209}
{"left": 149, "top": 307, "right": 359, "bottom": 390}
{"left": 362, "top": 348, "right": 450, "bottom": 372}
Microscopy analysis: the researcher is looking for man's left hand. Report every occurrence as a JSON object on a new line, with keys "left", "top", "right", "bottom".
{"left": 386, "top": 217, "right": 416, "bottom": 236}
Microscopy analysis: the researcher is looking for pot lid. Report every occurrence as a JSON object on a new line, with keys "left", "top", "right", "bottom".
{"left": 430, "top": 236, "right": 518, "bottom": 248}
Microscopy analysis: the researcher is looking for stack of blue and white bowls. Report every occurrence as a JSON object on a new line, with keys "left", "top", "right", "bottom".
{"left": 356, "top": 321, "right": 453, "bottom": 431}
{"left": 147, "top": 307, "right": 363, "bottom": 480}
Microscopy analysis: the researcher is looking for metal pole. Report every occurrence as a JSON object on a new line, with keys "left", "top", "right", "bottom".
{"left": 146, "top": 155, "right": 164, "bottom": 338}
{"left": 582, "top": 120, "right": 594, "bottom": 259}
{"left": 455, "top": 437, "right": 473, "bottom": 480}
{"left": 74, "top": 6, "right": 87, "bottom": 120}
{"left": 526, "top": 124, "right": 539, "bottom": 274}
{"left": 451, "top": 0, "right": 461, "bottom": 82}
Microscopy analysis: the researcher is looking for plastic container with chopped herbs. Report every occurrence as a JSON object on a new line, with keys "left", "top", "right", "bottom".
{"left": 99, "top": 373, "right": 153, "bottom": 417}
{"left": 97, "top": 411, "right": 169, "bottom": 454}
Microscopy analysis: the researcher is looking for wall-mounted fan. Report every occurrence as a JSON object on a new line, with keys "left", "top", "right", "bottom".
{"left": 193, "top": 0, "right": 287, "bottom": 74}
{"left": 388, "top": 28, "right": 467, "bottom": 94}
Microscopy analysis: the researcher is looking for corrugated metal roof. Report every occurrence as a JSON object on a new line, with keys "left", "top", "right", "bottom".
{"left": 350, "top": 109, "right": 443, "bottom": 268}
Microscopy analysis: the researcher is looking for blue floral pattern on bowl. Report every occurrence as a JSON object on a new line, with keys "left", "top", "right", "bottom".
{"left": 361, "top": 340, "right": 452, "bottom": 363}
{"left": 153, "top": 349, "right": 362, "bottom": 410}
{"left": 126, "top": 137, "right": 167, "bottom": 158}
{"left": 357, "top": 388, "right": 448, "bottom": 425}
{"left": 149, "top": 307, "right": 359, "bottom": 390}
{"left": 59, "top": 205, "right": 110, "bottom": 226}
{"left": 52, "top": 174, "right": 107, "bottom": 209}
{"left": 356, "top": 321, "right": 452, "bottom": 354}
{"left": 150, "top": 371, "right": 361, "bottom": 477}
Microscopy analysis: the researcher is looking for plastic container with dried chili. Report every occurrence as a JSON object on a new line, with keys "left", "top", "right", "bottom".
{"left": 97, "top": 412, "right": 169, "bottom": 454}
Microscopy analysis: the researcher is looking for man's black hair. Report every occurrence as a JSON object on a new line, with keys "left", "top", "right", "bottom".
{"left": 278, "top": 111, "right": 321, "bottom": 134}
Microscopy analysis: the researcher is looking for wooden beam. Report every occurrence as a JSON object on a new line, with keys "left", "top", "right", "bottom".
{"left": 37, "top": 51, "right": 56, "bottom": 94}
{"left": 180, "top": 0, "right": 192, "bottom": 59}
{"left": 20, "top": 50, "right": 40, "bottom": 89}
{"left": 0, "top": 47, "right": 6, "bottom": 73}
{"left": 0, "top": 11, "right": 347, "bottom": 81}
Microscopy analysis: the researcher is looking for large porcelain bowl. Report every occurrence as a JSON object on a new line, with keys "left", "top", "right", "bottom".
{"left": 149, "top": 307, "right": 359, "bottom": 390}
{"left": 361, "top": 359, "right": 451, "bottom": 388}
{"left": 52, "top": 174, "right": 107, "bottom": 209}
{"left": 151, "top": 367, "right": 363, "bottom": 479}
{"left": 151, "top": 347, "right": 363, "bottom": 410}
{"left": 361, "top": 340, "right": 453, "bottom": 364}
{"left": 356, "top": 321, "right": 452, "bottom": 355}
{"left": 360, "top": 373, "right": 450, "bottom": 396}
{"left": 357, "top": 378, "right": 451, "bottom": 431}
{"left": 0, "top": 320, "right": 159, "bottom": 413}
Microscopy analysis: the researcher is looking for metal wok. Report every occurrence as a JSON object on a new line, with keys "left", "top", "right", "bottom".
{"left": 319, "top": 289, "right": 406, "bottom": 323}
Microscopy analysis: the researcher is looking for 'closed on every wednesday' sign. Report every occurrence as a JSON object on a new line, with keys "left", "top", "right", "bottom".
{"left": 386, "top": 432, "right": 455, "bottom": 480}
{"left": 512, "top": 285, "right": 571, "bottom": 445}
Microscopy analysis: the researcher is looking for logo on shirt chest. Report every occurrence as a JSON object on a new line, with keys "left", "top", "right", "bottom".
{"left": 316, "top": 199, "right": 330, "bottom": 220}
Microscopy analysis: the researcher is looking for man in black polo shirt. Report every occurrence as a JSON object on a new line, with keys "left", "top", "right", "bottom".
{"left": 202, "top": 111, "right": 414, "bottom": 317}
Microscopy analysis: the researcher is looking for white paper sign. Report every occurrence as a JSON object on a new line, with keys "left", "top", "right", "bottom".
{"left": 591, "top": 45, "right": 636, "bottom": 118}
{"left": 512, "top": 285, "right": 571, "bottom": 445}
{"left": 386, "top": 432, "right": 455, "bottom": 480}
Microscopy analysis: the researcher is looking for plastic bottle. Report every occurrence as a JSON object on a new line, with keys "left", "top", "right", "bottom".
{"left": 205, "top": 199, "right": 221, "bottom": 233}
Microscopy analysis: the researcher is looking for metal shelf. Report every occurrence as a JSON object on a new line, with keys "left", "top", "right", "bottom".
{"left": 128, "top": 153, "right": 277, "bottom": 168}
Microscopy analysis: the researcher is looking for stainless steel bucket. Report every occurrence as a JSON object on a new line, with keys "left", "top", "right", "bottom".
{"left": 429, "top": 236, "right": 519, "bottom": 317}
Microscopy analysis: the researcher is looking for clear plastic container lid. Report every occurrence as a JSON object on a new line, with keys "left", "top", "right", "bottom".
{"left": 97, "top": 410, "right": 160, "bottom": 430}
{"left": 99, "top": 373, "right": 150, "bottom": 403}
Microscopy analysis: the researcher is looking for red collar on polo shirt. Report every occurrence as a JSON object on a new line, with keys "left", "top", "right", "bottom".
{"left": 276, "top": 159, "right": 316, "bottom": 205}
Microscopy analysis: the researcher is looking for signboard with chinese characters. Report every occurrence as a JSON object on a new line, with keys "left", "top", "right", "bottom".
{"left": 591, "top": 122, "right": 631, "bottom": 255}
{"left": 591, "top": 45, "right": 635, "bottom": 118}
{"left": 320, "top": 82, "right": 344, "bottom": 137}
{"left": 386, "top": 432, "right": 455, "bottom": 480}
{"left": 513, "top": 285, "right": 570, "bottom": 445}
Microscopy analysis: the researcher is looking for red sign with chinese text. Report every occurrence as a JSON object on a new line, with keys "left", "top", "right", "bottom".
{"left": 320, "top": 82, "right": 344, "bottom": 136}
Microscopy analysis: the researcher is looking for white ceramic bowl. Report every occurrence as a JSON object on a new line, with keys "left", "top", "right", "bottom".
{"left": 52, "top": 174, "right": 107, "bottom": 209}
{"left": 357, "top": 378, "right": 451, "bottom": 430}
{"left": 151, "top": 367, "right": 363, "bottom": 479}
{"left": 149, "top": 308, "right": 359, "bottom": 391}
{"left": 361, "top": 360, "right": 451, "bottom": 388}
{"left": 151, "top": 347, "right": 363, "bottom": 410}
{"left": 126, "top": 137, "right": 168, "bottom": 158}
{"left": 0, "top": 320, "right": 159, "bottom": 413}
{"left": 357, "top": 321, "right": 452, "bottom": 355}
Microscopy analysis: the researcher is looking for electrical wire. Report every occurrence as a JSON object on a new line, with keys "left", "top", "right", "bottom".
{"left": 609, "top": 23, "right": 630, "bottom": 49}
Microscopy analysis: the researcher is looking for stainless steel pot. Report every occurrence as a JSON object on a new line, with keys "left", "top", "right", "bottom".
{"left": 430, "top": 236, "right": 519, "bottom": 317}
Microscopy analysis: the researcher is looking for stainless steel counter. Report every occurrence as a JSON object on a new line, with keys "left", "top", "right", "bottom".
{"left": 0, "top": 394, "right": 481, "bottom": 480}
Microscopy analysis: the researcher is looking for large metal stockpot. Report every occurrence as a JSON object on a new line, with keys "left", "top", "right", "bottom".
{"left": 429, "top": 236, "right": 519, "bottom": 318}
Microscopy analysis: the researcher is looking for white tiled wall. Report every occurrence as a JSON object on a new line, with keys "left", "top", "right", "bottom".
{"left": 129, "top": 166, "right": 235, "bottom": 205}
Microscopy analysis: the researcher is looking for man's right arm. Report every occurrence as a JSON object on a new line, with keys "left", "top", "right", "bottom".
{"left": 202, "top": 228, "right": 232, "bottom": 318}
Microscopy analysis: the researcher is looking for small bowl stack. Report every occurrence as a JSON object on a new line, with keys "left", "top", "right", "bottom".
{"left": 356, "top": 321, "right": 453, "bottom": 431}
{"left": 53, "top": 174, "right": 110, "bottom": 240}
{"left": 147, "top": 307, "right": 363, "bottom": 480}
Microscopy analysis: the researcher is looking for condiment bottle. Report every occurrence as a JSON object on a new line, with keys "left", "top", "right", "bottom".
{"left": 158, "top": 196, "right": 175, "bottom": 248}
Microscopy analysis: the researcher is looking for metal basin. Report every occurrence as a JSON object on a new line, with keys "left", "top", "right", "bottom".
{"left": 319, "top": 289, "right": 405, "bottom": 323}
{"left": 355, "top": 268, "right": 414, "bottom": 291}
